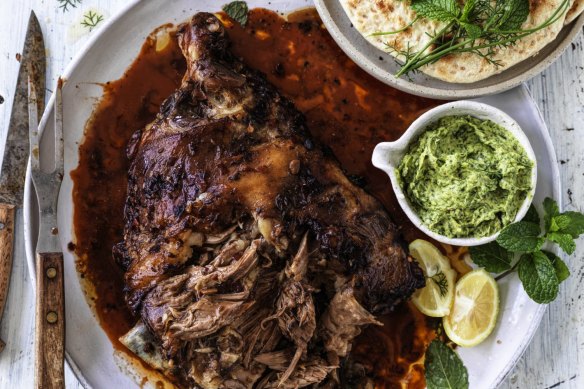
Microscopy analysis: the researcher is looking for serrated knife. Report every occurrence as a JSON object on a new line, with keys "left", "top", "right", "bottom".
{"left": 0, "top": 11, "right": 45, "bottom": 354}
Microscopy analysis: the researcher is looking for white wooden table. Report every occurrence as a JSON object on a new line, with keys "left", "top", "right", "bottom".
{"left": 0, "top": 1, "right": 583, "bottom": 388}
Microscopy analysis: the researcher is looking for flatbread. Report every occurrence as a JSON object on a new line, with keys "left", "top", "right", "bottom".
{"left": 340, "top": 0, "right": 570, "bottom": 83}
{"left": 565, "top": 0, "right": 584, "bottom": 24}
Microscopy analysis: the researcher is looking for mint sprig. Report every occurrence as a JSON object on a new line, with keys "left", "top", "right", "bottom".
{"left": 424, "top": 340, "right": 469, "bottom": 389}
{"left": 469, "top": 197, "right": 582, "bottom": 304}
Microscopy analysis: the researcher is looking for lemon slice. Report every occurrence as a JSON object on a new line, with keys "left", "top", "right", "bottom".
{"left": 443, "top": 269, "right": 500, "bottom": 347}
{"left": 409, "top": 239, "right": 457, "bottom": 317}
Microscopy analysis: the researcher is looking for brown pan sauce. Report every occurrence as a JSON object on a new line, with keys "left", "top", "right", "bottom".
{"left": 72, "top": 8, "right": 445, "bottom": 388}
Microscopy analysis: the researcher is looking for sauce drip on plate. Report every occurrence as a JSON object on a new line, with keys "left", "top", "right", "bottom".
{"left": 71, "top": 8, "right": 440, "bottom": 388}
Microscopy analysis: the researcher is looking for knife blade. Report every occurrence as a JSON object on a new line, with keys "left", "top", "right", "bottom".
{"left": 0, "top": 10, "right": 45, "bottom": 353}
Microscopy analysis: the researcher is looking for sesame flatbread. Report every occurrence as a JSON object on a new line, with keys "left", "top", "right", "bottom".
{"left": 340, "top": 0, "right": 571, "bottom": 83}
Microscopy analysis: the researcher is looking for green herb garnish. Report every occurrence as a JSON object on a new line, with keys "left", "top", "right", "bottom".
{"left": 374, "top": 0, "right": 571, "bottom": 77}
{"left": 496, "top": 221, "right": 544, "bottom": 252}
{"left": 424, "top": 339, "right": 469, "bottom": 389}
{"left": 517, "top": 251, "right": 559, "bottom": 304}
{"left": 57, "top": 0, "right": 81, "bottom": 12}
{"left": 468, "top": 241, "right": 512, "bottom": 273}
{"left": 222, "top": 1, "right": 249, "bottom": 27}
{"left": 470, "top": 197, "right": 580, "bottom": 304}
{"left": 523, "top": 204, "right": 541, "bottom": 225}
{"left": 429, "top": 271, "right": 449, "bottom": 297}
{"left": 81, "top": 10, "right": 104, "bottom": 31}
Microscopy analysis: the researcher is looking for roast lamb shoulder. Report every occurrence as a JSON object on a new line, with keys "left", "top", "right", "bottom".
{"left": 114, "top": 12, "right": 425, "bottom": 388}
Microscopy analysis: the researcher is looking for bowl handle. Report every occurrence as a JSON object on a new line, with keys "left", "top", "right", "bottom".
{"left": 372, "top": 142, "right": 403, "bottom": 171}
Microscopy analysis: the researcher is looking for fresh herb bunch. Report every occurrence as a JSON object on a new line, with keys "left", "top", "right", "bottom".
{"left": 222, "top": 1, "right": 250, "bottom": 27}
{"left": 374, "top": 0, "right": 571, "bottom": 77}
{"left": 425, "top": 339, "right": 469, "bottom": 389}
{"left": 470, "top": 197, "right": 584, "bottom": 304}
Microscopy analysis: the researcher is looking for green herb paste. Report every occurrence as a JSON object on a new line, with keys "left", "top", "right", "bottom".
{"left": 397, "top": 115, "right": 533, "bottom": 238}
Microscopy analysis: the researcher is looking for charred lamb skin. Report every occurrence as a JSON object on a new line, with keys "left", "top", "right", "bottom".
{"left": 114, "top": 12, "right": 424, "bottom": 388}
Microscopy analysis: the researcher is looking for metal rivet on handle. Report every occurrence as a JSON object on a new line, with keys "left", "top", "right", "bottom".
{"left": 46, "top": 267, "right": 57, "bottom": 279}
{"left": 46, "top": 311, "right": 58, "bottom": 324}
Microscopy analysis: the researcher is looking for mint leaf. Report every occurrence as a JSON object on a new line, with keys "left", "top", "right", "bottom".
{"left": 523, "top": 204, "right": 540, "bottom": 225}
{"left": 543, "top": 197, "right": 560, "bottom": 232}
{"left": 497, "top": 222, "right": 543, "bottom": 252}
{"left": 553, "top": 258, "right": 570, "bottom": 283}
{"left": 557, "top": 211, "right": 584, "bottom": 238}
{"left": 462, "top": 22, "right": 482, "bottom": 38}
{"left": 547, "top": 232, "right": 576, "bottom": 255}
{"left": 551, "top": 214, "right": 572, "bottom": 231}
{"left": 549, "top": 216, "right": 564, "bottom": 232}
{"left": 411, "top": 0, "right": 461, "bottom": 22}
{"left": 542, "top": 250, "right": 570, "bottom": 283}
{"left": 469, "top": 242, "right": 513, "bottom": 273}
{"left": 424, "top": 340, "right": 469, "bottom": 389}
{"left": 497, "top": 0, "right": 530, "bottom": 30}
{"left": 518, "top": 252, "right": 559, "bottom": 304}
{"left": 222, "top": 1, "right": 249, "bottom": 26}
{"left": 461, "top": 0, "right": 477, "bottom": 20}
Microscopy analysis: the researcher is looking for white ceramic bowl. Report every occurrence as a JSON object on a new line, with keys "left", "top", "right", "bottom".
{"left": 372, "top": 101, "right": 538, "bottom": 246}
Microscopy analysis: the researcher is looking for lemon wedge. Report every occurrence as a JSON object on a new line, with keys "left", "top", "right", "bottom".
{"left": 409, "top": 239, "right": 457, "bottom": 317}
{"left": 443, "top": 268, "right": 500, "bottom": 347}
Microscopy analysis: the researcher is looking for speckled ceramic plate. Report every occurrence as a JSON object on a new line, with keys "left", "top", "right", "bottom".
{"left": 23, "top": 1, "right": 561, "bottom": 388}
{"left": 314, "top": 0, "right": 584, "bottom": 99}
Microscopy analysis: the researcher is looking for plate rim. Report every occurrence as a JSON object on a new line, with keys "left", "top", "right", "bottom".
{"left": 22, "top": 1, "right": 562, "bottom": 388}
{"left": 313, "top": 0, "right": 584, "bottom": 99}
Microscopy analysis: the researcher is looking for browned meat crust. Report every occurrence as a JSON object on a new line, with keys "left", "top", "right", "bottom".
{"left": 114, "top": 12, "right": 424, "bottom": 388}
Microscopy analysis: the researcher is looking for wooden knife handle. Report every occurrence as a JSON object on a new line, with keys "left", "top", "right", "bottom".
{"left": 35, "top": 252, "right": 65, "bottom": 389}
{"left": 0, "top": 204, "right": 16, "bottom": 353}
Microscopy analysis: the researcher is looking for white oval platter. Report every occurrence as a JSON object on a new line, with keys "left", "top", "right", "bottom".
{"left": 22, "top": 0, "right": 561, "bottom": 388}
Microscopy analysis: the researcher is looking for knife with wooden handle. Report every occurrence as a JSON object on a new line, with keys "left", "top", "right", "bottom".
{"left": 0, "top": 11, "right": 45, "bottom": 353}
{"left": 29, "top": 72, "right": 65, "bottom": 388}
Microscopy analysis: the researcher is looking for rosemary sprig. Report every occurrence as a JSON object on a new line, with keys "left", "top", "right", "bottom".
{"left": 375, "top": 0, "right": 571, "bottom": 77}
{"left": 57, "top": 0, "right": 81, "bottom": 12}
{"left": 81, "top": 10, "right": 104, "bottom": 31}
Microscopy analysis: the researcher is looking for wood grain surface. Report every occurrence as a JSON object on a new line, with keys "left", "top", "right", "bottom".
{"left": 35, "top": 252, "right": 64, "bottom": 389}
{"left": 0, "top": 1, "right": 583, "bottom": 389}
{"left": 0, "top": 204, "right": 15, "bottom": 353}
